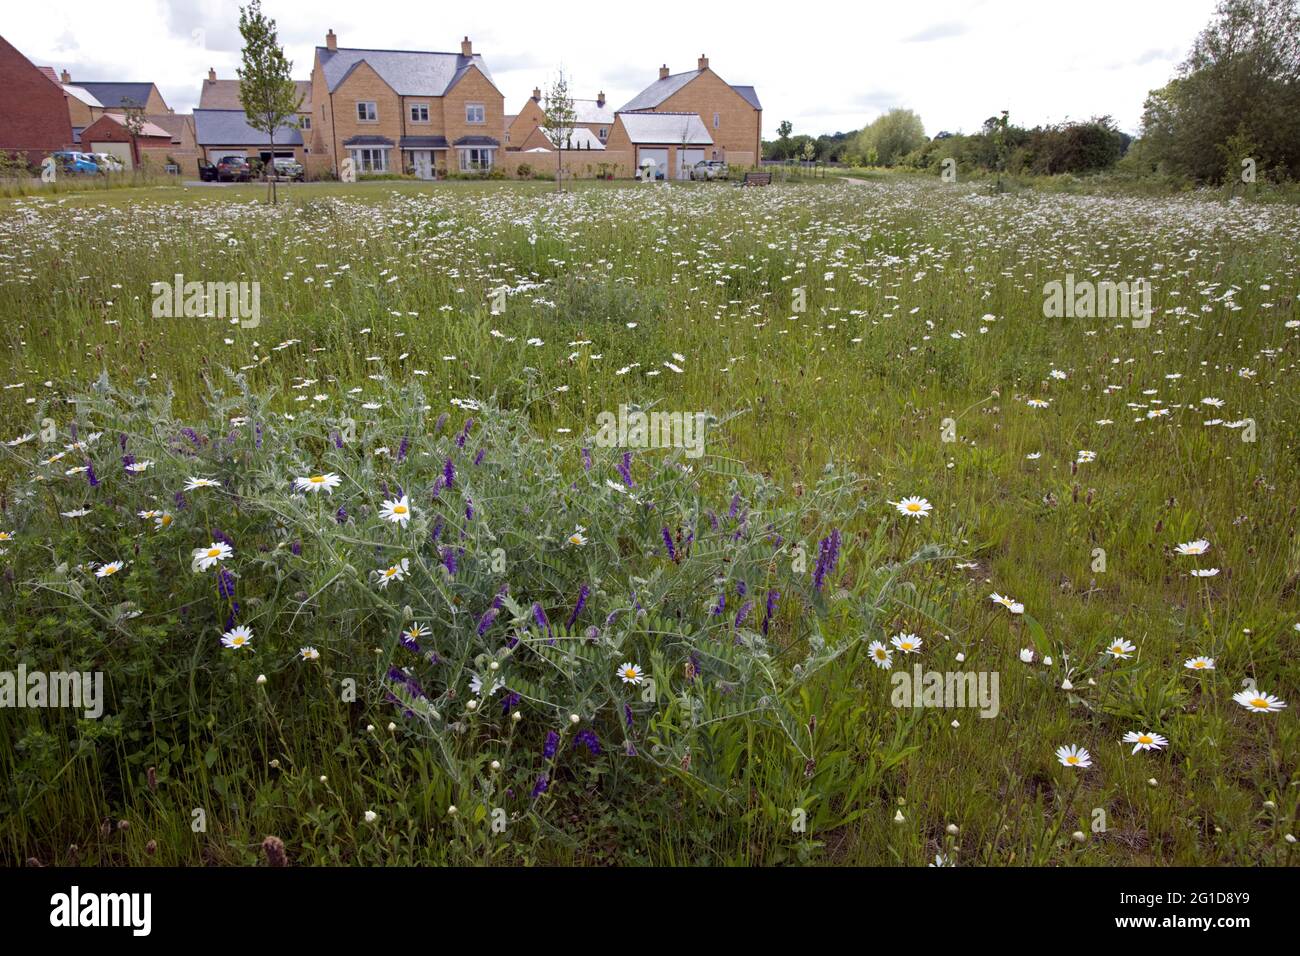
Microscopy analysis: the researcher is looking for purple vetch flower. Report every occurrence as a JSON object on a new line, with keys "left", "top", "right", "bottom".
{"left": 728, "top": 493, "right": 741, "bottom": 519}
{"left": 531, "top": 774, "right": 549, "bottom": 798}
{"left": 335, "top": 506, "right": 348, "bottom": 524}
{"left": 174, "top": 491, "right": 188, "bottom": 511}
{"left": 731, "top": 510, "right": 748, "bottom": 541}
{"left": 710, "top": 592, "right": 726, "bottom": 617}
{"left": 566, "top": 584, "right": 589, "bottom": 629}
{"left": 332, "top": 430, "right": 343, "bottom": 449}
{"left": 118, "top": 432, "right": 128, "bottom": 451}
{"left": 476, "top": 606, "right": 500, "bottom": 636}
{"left": 661, "top": 527, "right": 677, "bottom": 561}
{"left": 624, "top": 704, "right": 634, "bottom": 728}
{"left": 813, "top": 529, "right": 841, "bottom": 592}
{"left": 624, "top": 739, "right": 638, "bottom": 756}
{"left": 85, "top": 461, "right": 99, "bottom": 487}
{"left": 181, "top": 428, "right": 202, "bottom": 449}
{"left": 440, "top": 547, "right": 458, "bottom": 575}
{"left": 443, "top": 457, "right": 455, "bottom": 488}
{"left": 397, "top": 435, "right": 410, "bottom": 461}
{"left": 473, "top": 448, "right": 485, "bottom": 466}
{"left": 224, "top": 602, "right": 240, "bottom": 631}
{"left": 737, "top": 580, "right": 747, "bottom": 598}
{"left": 465, "top": 497, "right": 474, "bottom": 521}
{"left": 573, "top": 729, "right": 601, "bottom": 755}
{"left": 734, "top": 600, "right": 754, "bottom": 629}
{"left": 581, "top": 447, "right": 592, "bottom": 471}
{"left": 399, "top": 632, "right": 421, "bottom": 653}
{"left": 617, "top": 452, "right": 635, "bottom": 488}
{"left": 763, "top": 589, "right": 780, "bottom": 635}
{"left": 707, "top": 510, "right": 719, "bottom": 531}
{"left": 456, "top": 418, "right": 474, "bottom": 448}
{"left": 121, "top": 454, "right": 134, "bottom": 470}
{"left": 430, "top": 515, "right": 444, "bottom": 543}
{"left": 434, "top": 412, "right": 448, "bottom": 434}
{"left": 254, "top": 422, "right": 263, "bottom": 449}
{"left": 217, "top": 567, "right": 236, "bottom": 599}
{"left": 542, "top": 730, "right": 559, "bottom": 759}
{"left": 290, "top": 540, "right": 302, "bottom": 556}
{"left": 500, "top": 690, "right": 521, "bottom": 715}
{"left": 532, "top": 602, "right": 552, "bottom": 641}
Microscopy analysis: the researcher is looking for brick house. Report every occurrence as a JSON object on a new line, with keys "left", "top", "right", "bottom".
{"left": 199, "top": 69, "right": 312, "bottom": 131}
{"left": 0, "top": 34, "right": 74, "bottom": 167}
{"left": 617, "top": 56, "right": 760, "bottom": 168}
{"left": 306, "top": 30, "right": 504, "bottom": 179}
{"left": 80, "top": 112, "right": 173, "bottom": 168}
{"left": 605, "top": 112, "right": 713, "bottom": 180}
{"left": 506, "top": 89, "right": 614, "bottom": 150}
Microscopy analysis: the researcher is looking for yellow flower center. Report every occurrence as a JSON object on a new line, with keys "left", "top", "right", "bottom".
{"left": 207, "top": 548, "right": 221, "bottom": 558}
{"left": 160, "top": 515, "right": 172, "bottom": 526}
{"left": 1251, "top": 698, "right": 1269, "bottom": 709}
{"left": 906, "top": 503, "right": 921, "bottom": 512}
{"left": 104, "top": 565, "right": 118, "bottom": 574}
{"left": 1193, "top": 661, "right": 1205, "bottom": 668}
{"left": 385, "top": 568, "right": 398, "bottom": 577}
{"left": 393, "top": 505, "right": 407, "bottom": 515}
{"left": 1066, "top": 755, "right": 1079, "bottom": 764}
{"left": 1138, "top": 735, "right": 1152, "bottom": 744}
{"left": 309, "top": 475, "right": 325, "bottom": 483}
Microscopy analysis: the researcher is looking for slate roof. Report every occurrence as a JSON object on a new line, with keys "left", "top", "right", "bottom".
{"left": 73, "top": 82, "right": 156, "bottom": 109}
{"left": 399, "top": 135, "right": 449, "bottom": 149}
{"left": 452, "top": 135, "right": 500, "bottom": 147}
{"left": 317, "top": 46, "right": 494, "bottom": 96}
{"left": 615, "top": 112, "right": 713, "bottom": 145}
{"left": 572, "top": 98, "right": 614, "bottom": 125}
{"left": 200, "top": 78, "right": 312, "bottom": 111}
{"left": 617, "top": 70, "right": 761, "bottom": 112}
{"left": 194, "top": 109, "right": 305, "bottom": 146}
{"left": 342, "top": 134, "right": 394, "bottom": 146}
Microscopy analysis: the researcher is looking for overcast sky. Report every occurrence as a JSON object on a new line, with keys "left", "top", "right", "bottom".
{"left": 5, "top": 0, "right": 1220, "bottom": 137}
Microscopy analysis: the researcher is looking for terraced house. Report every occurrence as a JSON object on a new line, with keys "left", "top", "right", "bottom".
{"left": 617, "top": 55, "right": 761, "bottom": 172}
{"left": 307, "top": 30, "right": 504, "bottom": 179}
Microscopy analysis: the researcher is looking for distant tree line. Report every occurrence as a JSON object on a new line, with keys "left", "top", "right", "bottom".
{"left": 764, "top": 0, "right": 1299, "bottom": 185}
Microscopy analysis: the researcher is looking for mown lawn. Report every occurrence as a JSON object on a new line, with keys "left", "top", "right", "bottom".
{"left": 0, "top": 176, "right": 1296, "bottom": 865}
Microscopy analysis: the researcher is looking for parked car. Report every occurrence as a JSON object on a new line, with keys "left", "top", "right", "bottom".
{"left": 197, "top": 160, "right": 218, "bottom": 182}
{"left": 48, "top": 151, "right": 99, "bottom": 175}
{"left": 90, "top": 152, "right": 124, "bottom": 173}
{"left": 215, "top": 156, "right": 252, "bottom": 182}
{"left": 690, "top": 160, "right": 729, "bottom": 181}
{"left": 270, "top": 157, "right": 304, "bottom": 182}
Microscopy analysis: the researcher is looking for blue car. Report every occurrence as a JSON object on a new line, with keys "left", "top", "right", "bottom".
{"left": 49, "top": 151, "right": 101, "bottom": 175}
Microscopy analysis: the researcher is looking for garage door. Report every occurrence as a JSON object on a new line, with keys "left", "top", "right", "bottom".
{"left": 637, "top": 147, "right": 667, "bottom": 181}
{"left": 677, "top": 148, "right": 704, "bottom": 180}
{"left": 91, "top": 141, "right": 132, "bottom": 170}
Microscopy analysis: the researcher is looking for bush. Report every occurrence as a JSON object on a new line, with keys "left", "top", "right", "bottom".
{"left": 1, "top": 374, "right": 906, "bottom": 854}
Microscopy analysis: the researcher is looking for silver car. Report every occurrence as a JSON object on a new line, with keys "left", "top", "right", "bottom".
{"left": 691, "top": 160, "right": 728, "bottom": 181}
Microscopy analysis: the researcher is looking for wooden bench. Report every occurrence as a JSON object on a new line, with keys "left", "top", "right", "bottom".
{"left": 738, "top": 171, "right": 772, "bottom": 187}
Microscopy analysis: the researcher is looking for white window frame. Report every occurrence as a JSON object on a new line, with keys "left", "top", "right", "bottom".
{"left": 300, "top": 115, "right": 311, "bottom": 130}
{"left": 356, "top": 101, "right": 378, "bottom": 122}
{"left": 465, "top": 103, "right": 486, "bottom": 125}
{"left": 598, "top": 127, "right": 608, "bottom": 141}
{"left": 348, "top": 146, "right": 389, "bottom": 172}
{"left": 458, "top": 146, "right": 494, "bottom": 172}
{"left": 410, "top": 103, "right": 430, "bottom": 123}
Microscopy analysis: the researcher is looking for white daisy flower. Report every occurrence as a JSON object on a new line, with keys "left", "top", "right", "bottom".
{"left": 379, "top": 494, "right": 413, "bottom": 526}
{"left": 891, "top": 632, "right": 922, "bottom": 654}
{"left": 1122, "top": 731, "right": 1168, "bottom": 754}
{"left": 1232, "top": 690, "right": 1286, "bottom": 713}
{"left": 617, "top": 662, "right": 645, "bottom": 685}
{"left": 221, "top": 625, "right": 254, "bottom": 650}
{"left": 1055, "top": 744, "right": 1092, "bottom": 768}
{"left": 868, "top": 641, "right": 894, "bottom": 669}
{"left": 295, "top": 472, "right": 342, "bottom": 494}
{"left": 193, "top": 541, "right": 233, "bottom": 571}
{"left": 890, "top": 496, "right": 932, "bottom": 518}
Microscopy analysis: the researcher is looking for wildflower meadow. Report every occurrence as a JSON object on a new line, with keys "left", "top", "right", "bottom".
{"left": 0, "top": 176, "right": 1296, "bottom": 867}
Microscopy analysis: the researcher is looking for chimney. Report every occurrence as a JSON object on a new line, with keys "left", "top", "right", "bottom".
{"left": 60, "top": 68, "right": 71, "bottom": 84}
{"left": 461, "top": 36, "right": 473, "bottom": 57}
{"left": 325, "top": 29, "right": 337, "bottom": 52}
{"left": 659, "top": 64, "right": 670, "bottom": 80}
{"left": 698, "top": 54, "right": 708, "bottom": 71}
{"left": 532, "top": 86, "right": 541, "bottom": 102}
{"left": 207, "top": 67, "right": 216, "bottom": 82}
{"left": 596, "top": 91, "right": 605, "bottom": 107}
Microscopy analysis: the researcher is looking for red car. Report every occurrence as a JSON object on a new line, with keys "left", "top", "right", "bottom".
{"left": 215, "top": 156, "right": 252, "bottom": 182}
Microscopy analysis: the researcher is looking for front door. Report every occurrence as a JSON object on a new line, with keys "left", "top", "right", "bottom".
{"left": 411, "top": 150, "right": 433, "bottom": 180}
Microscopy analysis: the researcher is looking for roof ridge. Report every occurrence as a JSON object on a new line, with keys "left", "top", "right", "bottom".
{"left": 318, "top": 46, "right": 477, "bottom": 56}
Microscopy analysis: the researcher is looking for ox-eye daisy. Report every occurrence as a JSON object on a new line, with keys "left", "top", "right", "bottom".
{"left": 380, "top": 495, "right": 413, "bottom": 527}
{"left": 154, "top": 512, "right": 174, "bottom": 530}
{"left": 990, "top": 592, "right": 1025, "bottom": 614}
{"left": 221, "top": 625, "right": 254, "bottom": 650}
{"left": 1106, "top": 638, "right": 1136, "bottom": 659}
{"left": 1174, "top": 539, "right": 1210, "bottom": 556}
{"left": 869, "top": 641, "right": 894, "bottom": 669}
{"left": 299, "top": 646, "right": 320, "bottom": 661}
{"left": 374, "top": 558, "right": 409, "bottom": 589}
{"left": 95, "top": 560, "right": 126, "bottom": 578}
{"left": 891, "top": 632, "right": 923, "bottom": 654}
{"left": 193, "top": 541, "right": 233, "bottom": 570}
{"left": 568, "top": 526, "right": 588, "bottom": 546}
{"left": 295, "top": 473, "right": 342, "bottom": 494}
{"left": 890, "top": 496, "right": 932, "bottom": 518}
{"left": 1232, "top": 690, "right": 1286, "bottom": 713}
{"left": 618, "top": 662, "right": 645, "bottom": 685}
{"left": 1184, "top": 656, "right": 1215, "bottom": 671}
{"left": 1056, "top": 744, "right": 1092, "bottom": 768}
{"left": 1122, "top": 731, "right": 1168, "bottom": 754}
{"left": 184, "top": 477, "right": 220, "bottom": 490}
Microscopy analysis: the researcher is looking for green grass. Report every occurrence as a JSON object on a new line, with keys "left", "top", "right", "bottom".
{"left": 0, "top": 176, "right": 1296, "bottom": 866}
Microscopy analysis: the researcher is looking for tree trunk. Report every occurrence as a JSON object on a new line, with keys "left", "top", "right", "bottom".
{"left": 268, "top": 127, "right": 276, "bottom": 205}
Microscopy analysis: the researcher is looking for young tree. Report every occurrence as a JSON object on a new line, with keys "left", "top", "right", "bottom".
{"left": 237, "top": 0, "right": 302, "bottom": 203}
{"left": 542, "top": 71, "right": 576, "bottom": 191}
{"left": 121, "top": 105, "right": 145, "bottom": 168}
